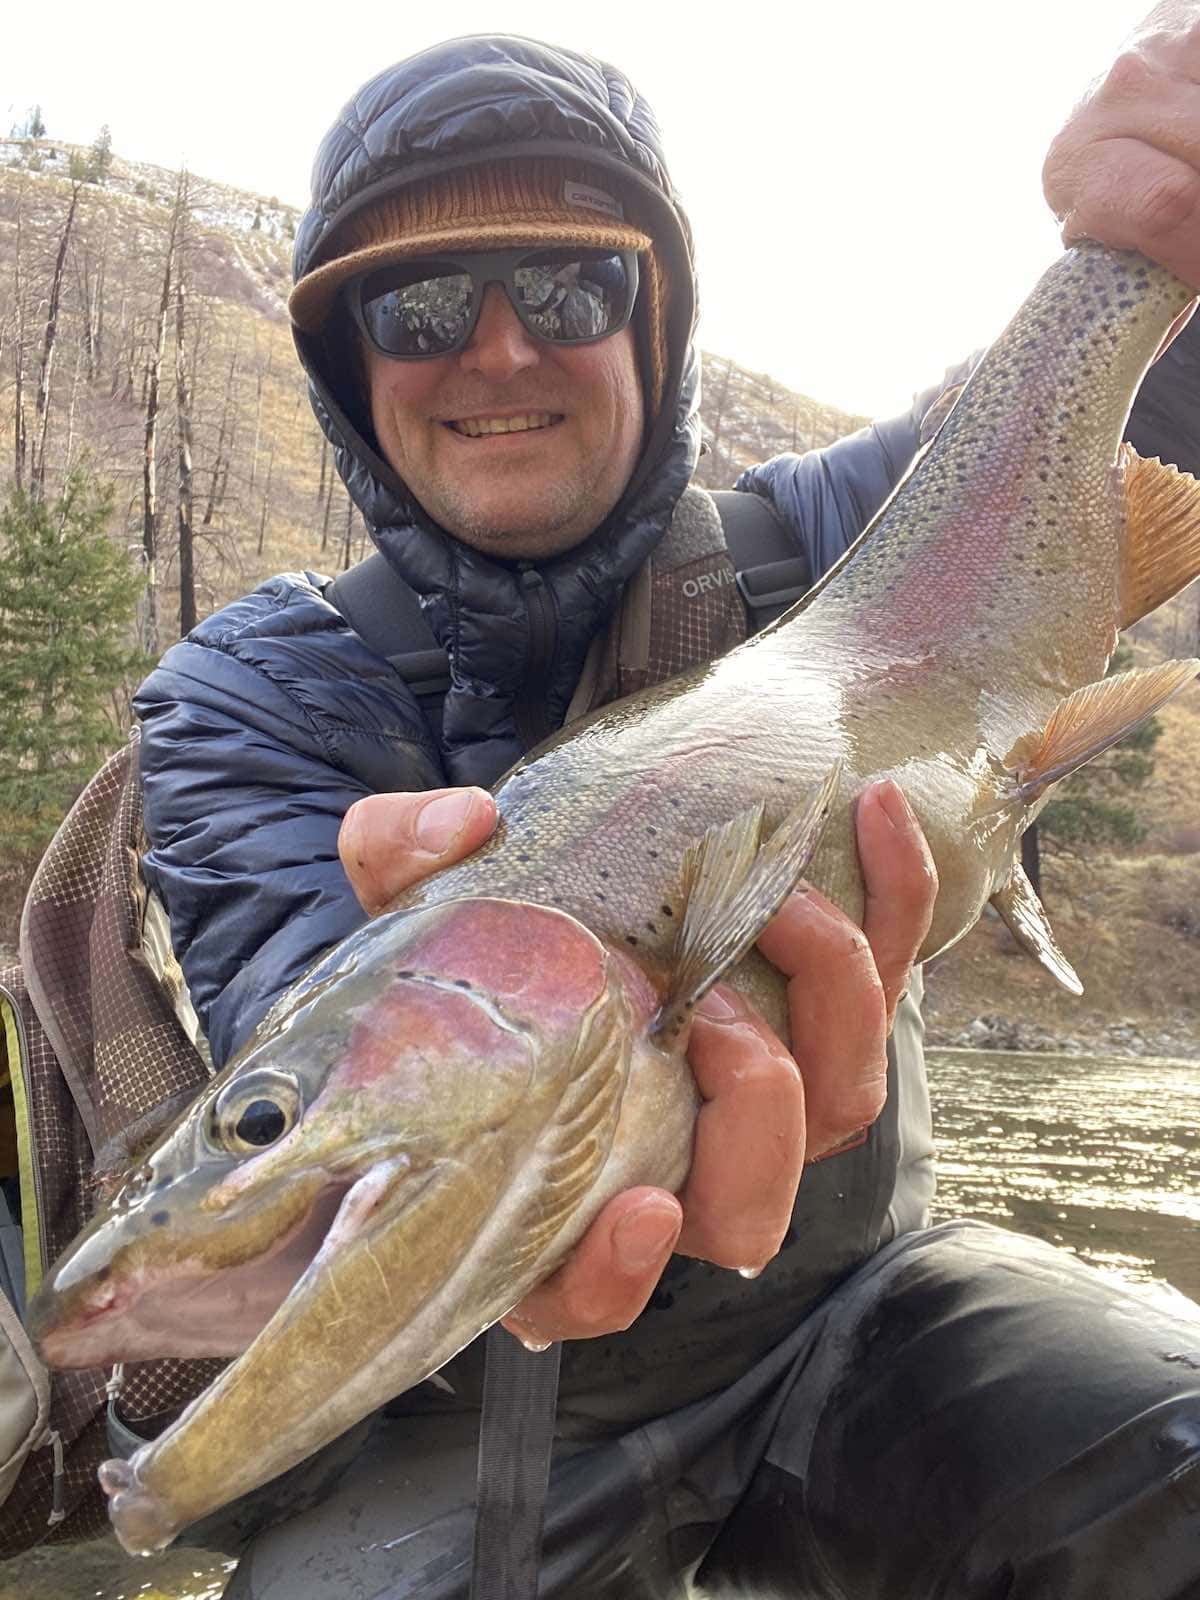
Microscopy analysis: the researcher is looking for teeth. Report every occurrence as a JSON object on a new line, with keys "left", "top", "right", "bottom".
{"left": 451, "top": 413, "right": 555, "bottom": 438}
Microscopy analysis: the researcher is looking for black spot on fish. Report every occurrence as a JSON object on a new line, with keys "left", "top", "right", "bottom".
{"left": 661, "top": 904, "right": 674, "bottom": 918}
{"left": 649, "top": 850, "right": 659, "bottom": 860}
{"left": 454, "top": 978, "right": 472, "bottom": 990}
{"left": 599, "top": 869, "right": 610, "bottom": 880}
{"left": 151, "top": 1211, "right": 170, "bottom": 1227}
{"left": 626, "top": 935, "right": 639, "bottom": 947}
{"left": 645, "top": 923, "right": 658, "bottom": 936}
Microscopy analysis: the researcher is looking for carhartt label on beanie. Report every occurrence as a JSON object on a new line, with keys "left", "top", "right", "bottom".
{"left": 561, "top": 180, "right": 624, "bottom": 219}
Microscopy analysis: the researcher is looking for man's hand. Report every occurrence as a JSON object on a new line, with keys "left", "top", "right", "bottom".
{"left": 1043, "top": 2, "right": 1200, "bottom": 289}
{"left": 337, "top": 778, "right": 937, "bottom": 1349}
{"left": 339, "top": 786, "right": 499, "bottom": 912}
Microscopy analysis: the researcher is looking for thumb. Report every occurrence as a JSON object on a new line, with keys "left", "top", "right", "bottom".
{"left": 338, "top": 788, "right": 496, "bottom": 914}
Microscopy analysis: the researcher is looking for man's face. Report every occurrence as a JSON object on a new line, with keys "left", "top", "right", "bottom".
{"left": 364, "top": 279, "right": 645, "bottom": 560}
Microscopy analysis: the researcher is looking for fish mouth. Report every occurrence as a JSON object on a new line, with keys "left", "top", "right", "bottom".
{"left": 35, "top": 1179, "right": 355, "bottom": 1367}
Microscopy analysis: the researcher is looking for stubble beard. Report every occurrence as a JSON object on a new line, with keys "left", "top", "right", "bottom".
{"left": 420, "top": 457, "right": 624, "bottom": 560}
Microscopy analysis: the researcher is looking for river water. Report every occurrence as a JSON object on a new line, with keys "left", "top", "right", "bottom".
{"left": 929, "top": 1046, "right": 1200, "bottom": 1307}
{"left": 5, "top": 1046, "right": 1198, "bottom": 1599}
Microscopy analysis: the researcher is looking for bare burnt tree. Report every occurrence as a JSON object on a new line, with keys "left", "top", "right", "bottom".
{"left": 316, "top": 431, "right": 328, "bottom": 513}
{"left": 340, "top": 492, "right": 354, "bottom": 570}
{"left": 108, "top": 291, "right": 137, "bottom": 402}
{"left": 175, "top": 223, "right": 197, "bottom": 635}
{"left": 141, "top": 170, "right": 187, "bottom": 653}
{"left": 203, "top": 339, "right": 240, "bottom": 527}
{"left": 248, "top": 340, "right": 274, "bottom": 495}
{"left": 30, "top": 180, "right": 83, "bottom": 499}
{"left": 12, "top": 184, "right": 29, "bottom": 490}
{"left": 256, "top": 442, "right": 275, "bottom": 556}
{"left": 75, "top": 205, "right": 111, "bottom": 385}
{"left": 701, "top": 355, "right": 736, "bottom": 488}
{"left": 62, "top": 341, "right": 84, "bottom": 473}
{"left": 320, "top": 470, "right": 335, "bottom": 553}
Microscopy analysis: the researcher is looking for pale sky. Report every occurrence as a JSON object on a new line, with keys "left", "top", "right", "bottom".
{"left": 2, "top": 0, "right": 1149, "bottom": 416}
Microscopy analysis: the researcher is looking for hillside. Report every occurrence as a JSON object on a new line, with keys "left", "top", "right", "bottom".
{"left": 0, "top": 135, "right": 1197, "bottom": 1050}
{"left": 0, "top": 139, "right": 866, "bottom": 628}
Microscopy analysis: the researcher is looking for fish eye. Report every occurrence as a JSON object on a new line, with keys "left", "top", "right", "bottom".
{"left": 212, "top": 1071, "right": 302, "bottom": 1155}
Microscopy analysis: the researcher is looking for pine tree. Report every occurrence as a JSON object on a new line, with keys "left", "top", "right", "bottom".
{"left": 0, "top": 469, "right": 147, "bottom": 858}
{"left": 86, "top": 124, "right": 113, "bottom": 185}
{"left": 1038, "top": 644, "right": 1163, "bottom": 857}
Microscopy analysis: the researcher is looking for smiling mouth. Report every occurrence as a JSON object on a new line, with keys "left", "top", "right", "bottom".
{"left": 447, "top": 412, "right": 562, "bottom": 438}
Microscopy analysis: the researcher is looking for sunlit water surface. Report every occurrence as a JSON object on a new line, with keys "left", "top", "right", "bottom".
{"left": 929, "top": 1047, "right": 1199, "bottom": 1309}
{"left": 6, "top": 1047, "right": 1196, "bottom": 1597}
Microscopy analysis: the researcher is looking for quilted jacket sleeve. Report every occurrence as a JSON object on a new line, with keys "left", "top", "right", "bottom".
{"left": 134, "top": 575, "right": 445, "bottom": 1069}
{"left": 736, "top": 359, "right": 977, "bottom": 578}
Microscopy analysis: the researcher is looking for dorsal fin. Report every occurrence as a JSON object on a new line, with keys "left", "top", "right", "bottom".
{"left": 1118, "top": 445, "right": 1200, "bottom": 628}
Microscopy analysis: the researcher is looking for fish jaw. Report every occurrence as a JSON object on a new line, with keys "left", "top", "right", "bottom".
{"left": 39, "top": 898, "right": 673, "bottom": 1554}
{"left": 30, "top": 1173, "right": 348, "bottom": 1365}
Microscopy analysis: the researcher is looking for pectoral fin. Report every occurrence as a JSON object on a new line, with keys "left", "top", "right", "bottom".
{"left": 653, "top": 762, "right": 842, "bottom": 1038}
{"left": 1118, "top": 446, "right": 1200, "bottom": 628}
{"left": 1008, "top": 659, "right": 1199, "bottom": 803}
{"left": 990, "top": 863, "right": 1082, "bottom": 995}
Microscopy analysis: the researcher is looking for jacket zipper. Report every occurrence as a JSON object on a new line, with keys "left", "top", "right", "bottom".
{"left": 513, "top": 567, "right": 557, "bottom": 750}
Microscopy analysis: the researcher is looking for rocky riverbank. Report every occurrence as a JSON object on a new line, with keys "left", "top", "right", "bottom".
{"left": 926, "top": 1010, "right": 1199, "bottom": 1060}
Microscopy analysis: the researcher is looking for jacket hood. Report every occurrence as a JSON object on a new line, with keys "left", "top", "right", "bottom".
{"left": 292, "top": 35, "right": 703, "bottom": 785}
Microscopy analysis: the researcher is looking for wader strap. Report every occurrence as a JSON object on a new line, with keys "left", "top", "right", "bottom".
{"left": 469, "top": 1327, "right": 562, "bottom": 1600}
{"left": 325, "top": 489, "right": 807, "bottom": 699}
{"left": 323, "top": 564, "right": 450, "bottom": 700}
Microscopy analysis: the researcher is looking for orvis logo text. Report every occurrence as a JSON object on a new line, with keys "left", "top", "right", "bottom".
{"left": 682, "top": 566, "right": 736, "bottom": 600}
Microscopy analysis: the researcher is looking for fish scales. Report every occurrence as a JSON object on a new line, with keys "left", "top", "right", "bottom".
{"left": 27, "top": 243, "right": 1200, "bottom": 1552}
{"left": 405, "top": 245, "right": 1192, "bottom": 992}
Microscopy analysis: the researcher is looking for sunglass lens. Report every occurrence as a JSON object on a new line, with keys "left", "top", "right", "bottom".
{"left": 514, "top": 252, "right": 633, "bottom": 342}
{"left": 359, "top": 266, "right": 474, "bottom": 356}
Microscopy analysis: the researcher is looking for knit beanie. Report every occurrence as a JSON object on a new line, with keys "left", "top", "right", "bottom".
{"left": 288, "top": 157, "right": 668, "bottom": 416}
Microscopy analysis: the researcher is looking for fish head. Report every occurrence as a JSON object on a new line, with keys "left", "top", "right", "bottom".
{"left": 30, "top": 896, "right": 649, "bottom": 1373}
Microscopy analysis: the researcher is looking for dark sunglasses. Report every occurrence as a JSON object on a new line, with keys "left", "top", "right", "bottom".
{"left": 344, "top": 247, "right": 640, "bottom": 360}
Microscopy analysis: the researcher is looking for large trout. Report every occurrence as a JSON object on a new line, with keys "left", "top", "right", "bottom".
{"left": 29, "top": 243, "right": 1200, "bottom": 1552}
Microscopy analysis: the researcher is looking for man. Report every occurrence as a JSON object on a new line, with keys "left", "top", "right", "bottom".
{"left": 133, "top": 11, "right": 1200, "bottom": 1597}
